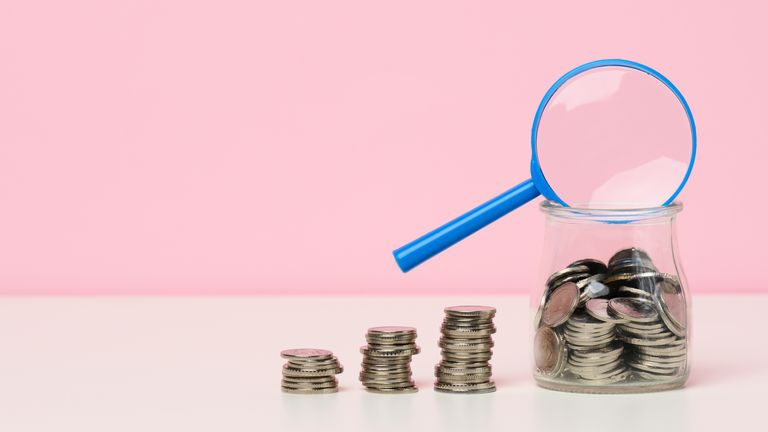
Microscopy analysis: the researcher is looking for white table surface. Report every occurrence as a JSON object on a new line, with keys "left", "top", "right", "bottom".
{"left": 0, "top": 295, "right": 762, "bottom": 431}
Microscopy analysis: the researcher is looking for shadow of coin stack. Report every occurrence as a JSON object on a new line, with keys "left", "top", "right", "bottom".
{"left": 280, "top": 348, "right": 344, "bottom": 394}
{"left": 434, "top": 306, "right": 497, "bottom": 394}
{"left": 359, "top": 326, "right": 420, "bottom": 393}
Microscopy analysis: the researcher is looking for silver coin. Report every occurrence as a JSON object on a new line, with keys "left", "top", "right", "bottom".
{"left": 635, "top": 352, "right": 686, "bottom": 363}
{"left": 441, "top": 352, "right": 493, "bottom": 362}
{"left": 282, "top": 375, "right": 337, "bottom": 384}
{"left": 631, "top": 356, "right": 686, "bottom": 369}
{"left": 286, "top": 357, "right": 341, "bottom": 368}
{"left": 434, "top": 381, "right": 496, "bottom": 394}
{"left": 570, "top": 345, "right": 623, "bottom": 363}
{"left": 618, "top": 286, "right": 653, "bottom": 299}
{"left": 542, "top": 282, "right": 580, "bottom": 327}
{"left": 625, "top": 360, "right": 679, "bottom": 375}
{"left": 534, "top": 327, "right": 567, "bottom": 376}
{"left": 282, "top": 386, "right": 338, "bottom": 394}
{"left": 368, "top": 326, "right": 416, "bottom": 335}
{"left": 444, "top": 305, "right": 496, "bottom": 317}
{"left": 568, "top": 259, "right": 608, "bottom": 275}
{"left": 546, "top": 265, "right": 591, "bottom": 288}
{"left": 603, "top": 272, "right": 661, "bottom": 287}
{"left": 435, "top": 366, "right": 493, "bottom": 376}
{"left": 608, "top": 297, "right": 659, "bottom": 323}
{"left": 609, "top": 248, "right": 652, "bottom": 266}
{"left": 568, "top": 358, "right": 624, "bottom": 375}
{"left": 579, "top": 369, "right": 631, "bottom": 384}
{"left": 621, "top": 321, "right": 666, "bottom": 331}
{"left": 441, "top": 329, "right": 496, "bottom": 339}
{"left": 617, "top": 332, "right": 678, "bottom": 346}
{"left": 282, "top": 364, "right": 343, "bottom": 377}
{"left": 365, "top": 387, "right": 418, "bottom": 394}
{"left": 572, "top": 364, "right": 628, "bottom": 381}
{"left": 442, "top": 323, "right": 496, "bottom": 332}
{"left": 655, "top": 279, "right": 686, "bottom": 336}
{"left": 361, "top": 345, "right": 420, "bottom": 356}
{"left": 281, "top": 380, "right": 338, "bottom": 390}
{"left": 280, "top": 348, "right": 334, "bottom": 360}
{"left": 585, "top": 299, "right": 626, "bottom": 324}
{"left": 566, "top": 312, "right": 616, "bottom": 329}
{"left": 634, "top": 345, "right": 687, "bottom": 356}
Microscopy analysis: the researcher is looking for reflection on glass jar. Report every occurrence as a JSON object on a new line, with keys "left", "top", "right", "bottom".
{"left": 532, "top": 201, "right": 690, "bottom": 393}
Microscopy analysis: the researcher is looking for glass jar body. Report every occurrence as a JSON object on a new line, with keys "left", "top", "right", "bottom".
{"left": 532, "top": 201, "right": 690, "bottom": 394}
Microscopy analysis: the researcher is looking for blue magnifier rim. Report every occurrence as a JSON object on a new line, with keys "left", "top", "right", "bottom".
{"left": 530, "top": 59, "right": 697, "bottom": 208}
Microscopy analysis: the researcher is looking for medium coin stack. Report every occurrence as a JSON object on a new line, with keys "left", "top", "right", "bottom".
{"left": 563, "top": 312, "right": 628, "bottom": 383}
{"left": 280, "top": 348, "right": 344, "bottom": 394}
{"left": 534, "top": 248, "right": 688, "bottom": 384}
{"left": 359, "top": 326, "right": 420, "bottom": 393}
{"left": 434, "top": 306, "right": 497, "bottom": 394}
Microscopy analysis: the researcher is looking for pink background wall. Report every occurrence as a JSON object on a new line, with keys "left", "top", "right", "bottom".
{"left": 1, "top": 1, "right": 766, "bottom": 295}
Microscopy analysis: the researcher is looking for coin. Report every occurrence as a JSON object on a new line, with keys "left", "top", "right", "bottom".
{"left": 281, "top": 386, "right": 338, "bottom": 394}
{"left": 434, "top": 381, "right": 496, "bottom": 394}
{"left": 585, "top": 299, "right": 627, "bottom": 324}
{"left": 655, "top": 279, "right": 686, "bottom": 337}
{"left": 618, "top": 286, "right": 653, "bottom": 299}
{"left": 280, "top": 348, "right": 334, "bottom": 360}
{"left": 609, "top": 248, "right": 653, "bottom": 267}
{"left": 365, "top": 387, "right": 418, "bottom": 394}
{"left": 534, "top": 327, "right": 567, "bottom": 376}
{"left": 444, "top": 305, "right": 496, "bottom": 318}
{"left": 541, "top": 282, "right": 579, "bottom": 327}
{"left": 546, "top": 265, "right": 590, "bottom": 287}
{"left": 568, "top": 259, "right": 608, "bottom": 275}
{"left": 608, "top": 297, "right": 659, "bottom": 323}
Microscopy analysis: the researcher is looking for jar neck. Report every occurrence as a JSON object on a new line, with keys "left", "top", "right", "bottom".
{"left": 540, "top": 201, "right": 682, "bottom": 225}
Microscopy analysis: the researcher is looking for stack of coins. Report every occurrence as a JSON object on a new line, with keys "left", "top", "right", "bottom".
{"left": 434, "top": 306, "right": 497, "bottom": 394}
{"left": 280, "top": 348, "right": 343, "bottom": 394}
{"left": 534, "top": 248, "right": 688, "bottom": 384}
{"left": 563, "top": 312, "right": 628, "bottom": 383}
{"left": 359, "top": 326, "right": 419, "bottom": 393}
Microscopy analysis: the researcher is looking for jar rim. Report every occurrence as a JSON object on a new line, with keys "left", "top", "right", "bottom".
{"left": 540, "top": 200, "right": 683, "bottom": 220}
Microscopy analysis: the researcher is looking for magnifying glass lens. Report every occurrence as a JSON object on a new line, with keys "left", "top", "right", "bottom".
{"left": 536, "top": 67, "right": 693, "bottom": 209}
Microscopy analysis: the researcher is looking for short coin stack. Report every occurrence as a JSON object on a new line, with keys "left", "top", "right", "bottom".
{"left": 563, "top": 312, "right": 628, "bottom": 383}
{"left": 434, "top": 306, "right": 497, "bottom": 394}
{"left": 359, "top": 326, "right": 420, "bottom": 393}
{"left": 281, "top": 348, "right": 343, "bottom": 394}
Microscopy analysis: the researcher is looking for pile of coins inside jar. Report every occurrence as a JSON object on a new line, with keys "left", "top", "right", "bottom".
{"left": 534, "top": 248, "right": 688, "bottom": 386}
{"left": 359, "top": 326, "right": 420, "bottom": 393}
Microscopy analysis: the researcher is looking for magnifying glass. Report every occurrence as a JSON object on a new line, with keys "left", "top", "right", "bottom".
{"left": 393, "top": 59, "right": 696, "bottom": 273}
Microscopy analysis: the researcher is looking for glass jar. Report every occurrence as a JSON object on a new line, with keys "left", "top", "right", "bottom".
{"left": 532, "top": 201, "right": 690, "bottom": 393}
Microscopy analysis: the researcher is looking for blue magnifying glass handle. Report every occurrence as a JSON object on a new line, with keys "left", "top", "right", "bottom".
{"left": 393, "top": 178, "right": 540, "bottom": 272}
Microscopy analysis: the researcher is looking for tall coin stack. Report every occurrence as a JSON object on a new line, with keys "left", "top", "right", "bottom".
{"left": 280, "top": 348, "right": 343, "bottom": 394}
{"left": 359, "top": 326, "right": 420, "bottom": 393}
{"left": 434, "top": 306, "right": 497, "bottom": 394}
